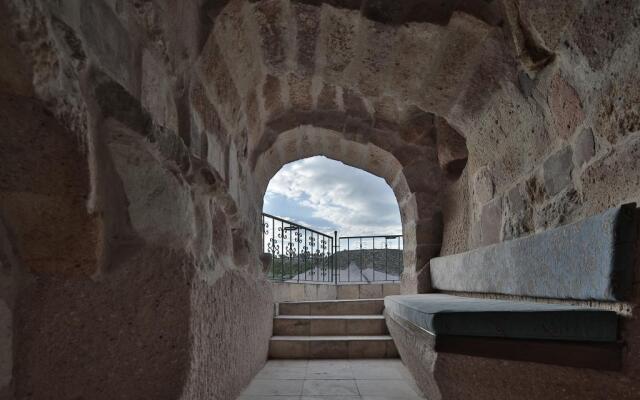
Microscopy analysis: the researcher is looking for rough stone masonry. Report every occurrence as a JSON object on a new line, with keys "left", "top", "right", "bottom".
{"left": 0, "top": 0, "right": 639, "bottom": 399}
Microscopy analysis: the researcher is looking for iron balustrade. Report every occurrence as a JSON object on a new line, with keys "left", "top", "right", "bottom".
{"left": 261, "top": 213, "right": 402, "bottom": 283}
{"left": 262, "top": 213, "right": 337, "bottom": 282}
{"left": 336, "top": 235, "right": 403, "bottom": 283}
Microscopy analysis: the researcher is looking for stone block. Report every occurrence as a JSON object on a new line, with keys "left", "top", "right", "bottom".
{"left": 274, "top": 318, "right": 310, "bottom": 336}
{"left": 0, "top": 95, "right": 100, "bottom": 276}
{"left": 279, "top": 302, "right": 310, "bottom": 315}
{"left": 252, "top": 0, "right": 291, "bottom": 74}
{"left": 348, "top": 340, "right": 388, "bottom": 358}
{"left": 581, "top": 135, "right": 640, "bottom": 215}
{"left": 382, "top": 284, "right": 401, "bottom": 297}
{"left": 316, "top": 83, "right": 339, "bottom": 110}
{"left": 479, "top": 197, "right": 502, "bottom": 246}
{"left": 533, "top": 188, "right": 580, "bottom": 230}
{"left": 543, "top": 146, "right": 573, "bottom": 196}
{"left": 430, "top": 204, "right": 636, "bottom": 301}
{"left": 505, "top": 185, "right": 526, "bottom": 214}
{"left": 573, "top": 128, "right": 595, "bottom": 168}
{"left": 549, "top": 75, "right": 584, "bottom": 139}
{"left": 572, "top": 0, "right": 640, "bottom": 70}
{"left": 319, "top": 6, "right": 359, "bottom": 80}
{"left": 108, "top": 123, "right": 195, "bottom": 246}
{"left": 293, "top": 3, "right": 321, "bottom": 77}
{"left": 310, "top": 339, "right": 348, "bottom": 358}
{"left": 269, "top": 339, "right": 309, "bottom": 359}
{"left": 351, "top": 20, "right": 397, "bottom": 97}
{"left": 290, "top": 283, "right": 306, "bottom": 301}
{"left": 337, "top": 285, "right": 359, "bottom": 300}
{"left": 197, "top": 35, "right": 242, "bottom": 131}
{"left": 262, "top": 74, "right": 286, "bottom": 117}
{"left": 309, "top": 301, "right": 339, "bottom": 315}
{"left": 287, "top": 73, "right": 313, "bottom": 111}
{"left": 316, "top": 284, "right": 337, "bottom": 300}
{"left": 517, "top": 1, "right": 583, "bottom": 51}
{"left": 141, "top": 50, "right": 178, "bottom": 132}
{"left": 472, "top": 166, "right": 494, "bottom": 204}
{"left": 92, "top": 70, "right": 152, "bottom": 136}
{"left": 346, "top": 318, "right": 387, "bottom": 335}
{"left": 310, "top": 319, "right": 347, "bottom": 335}
{"left": 359, "top": 284, "right": 382, "bottom": 299}
{"left": 80, "top": 1, "right": 134, "bottom": 90}
{"left": 342, "top": 88, "right": 370, "bottom": 120}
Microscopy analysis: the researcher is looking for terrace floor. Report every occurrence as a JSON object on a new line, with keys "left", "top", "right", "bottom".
{"left": 238, "top": 359, "right": 426, "bottom": 400}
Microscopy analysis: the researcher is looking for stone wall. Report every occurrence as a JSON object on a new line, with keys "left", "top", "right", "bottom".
{"left": 2, "top": 0, "right": 640, "bottom": 399}
{"left": 1, "top": 0, "right": 274, "bottom": 399}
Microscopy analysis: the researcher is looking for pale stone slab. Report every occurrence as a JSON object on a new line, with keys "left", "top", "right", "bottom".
{"left": 303, "top": 379, "right": 359, "bottom": 396}
{"left": 430, "top": 204, "right": 636, "bottom": 301}
{"left": 242, "top": 379, "right": 304, "bottom": 396}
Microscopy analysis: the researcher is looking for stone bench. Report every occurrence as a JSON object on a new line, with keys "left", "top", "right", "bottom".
{"left": 385, "top": 203, "right": 636, "bottom": 371}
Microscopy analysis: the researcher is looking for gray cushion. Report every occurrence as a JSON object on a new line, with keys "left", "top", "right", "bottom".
{"left": 384, "top": 294, "right": 618, "bottom": 342}
{"left": 430, "top": 204, "right": 636, "bottom": 301}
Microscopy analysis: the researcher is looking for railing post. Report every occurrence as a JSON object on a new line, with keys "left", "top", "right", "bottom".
{"left": 334, "top": 230, "right": 338, "bottom": 284}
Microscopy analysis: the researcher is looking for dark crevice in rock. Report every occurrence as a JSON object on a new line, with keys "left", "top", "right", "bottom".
{"left": 513, "top": 2, "right": 554, "bottom": 71}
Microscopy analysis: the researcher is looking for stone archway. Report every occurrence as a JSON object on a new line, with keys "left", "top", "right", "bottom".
{"left": 252, "top": 123, "right": 445, "bottom": 294}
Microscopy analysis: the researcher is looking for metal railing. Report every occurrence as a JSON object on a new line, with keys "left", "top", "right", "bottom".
{"left": 336, "top": 236, "right": 403, "bottom": 282}
{"left": 262, "top": 213, "right": 402, "bottom": 283}
{"left": 262, "top": 213, "right": 337, "bottom": 282}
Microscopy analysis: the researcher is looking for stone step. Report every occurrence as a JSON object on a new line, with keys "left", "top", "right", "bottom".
{"left": 274, "top": 315, "right": 388, "bottom": 336}
{"left": 278, "top": 298, "right": 385, "bottom": 316}
{"left": 269, "top": 335, "right": 398, "bottom": 359}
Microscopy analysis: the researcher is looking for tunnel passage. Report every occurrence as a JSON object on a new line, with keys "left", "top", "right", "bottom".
{"left": 2, "top": 0, "right": 640, "bottom": 399}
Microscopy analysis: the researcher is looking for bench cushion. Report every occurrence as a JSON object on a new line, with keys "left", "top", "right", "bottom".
{"left": 430, "top": 204, "right": 636, "bottom": 301}
{"left": 384, "top": 294, "right": 618, "bottom": 342}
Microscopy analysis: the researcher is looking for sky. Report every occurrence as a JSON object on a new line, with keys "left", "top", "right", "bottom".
{"left": 263, "top": 156, "right": 402, "bottom": 237}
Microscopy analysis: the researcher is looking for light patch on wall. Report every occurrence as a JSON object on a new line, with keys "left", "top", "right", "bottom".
{"left": 263, "top": 156, "right": 402, "bottom": 236}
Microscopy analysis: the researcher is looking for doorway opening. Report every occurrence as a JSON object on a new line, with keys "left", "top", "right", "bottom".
{"left": 262, "top": 156, "right": 403, "bottom": 283}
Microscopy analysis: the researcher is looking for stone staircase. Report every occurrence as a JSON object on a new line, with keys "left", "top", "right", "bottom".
{"left": 269, "top": 299, "right": 398, "bottom": 359}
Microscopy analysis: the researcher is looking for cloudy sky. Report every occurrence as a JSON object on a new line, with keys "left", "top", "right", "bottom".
{"left": 263, "top": 156, "right": 402, "bottom": 236}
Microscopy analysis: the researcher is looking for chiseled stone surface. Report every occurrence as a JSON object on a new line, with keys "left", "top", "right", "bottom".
{"left": 2, "top": 0, "right": 640, "bottom": 399}
{"left": 431, "top": 204, "right": 636, "bottom": 301}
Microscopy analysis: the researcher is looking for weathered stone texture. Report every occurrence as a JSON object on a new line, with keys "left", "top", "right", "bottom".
{"left": 107, "top": 122, "right": 196, "bottom": 247}
{"left": 181, "top": 271, "right": 273, "bottom": 400}
{"left": 319, "top": 6, "right": 359, "bottom": 81}
{"left": 542, "top": 146, "right": 573, "bottom": 197}
{"left": 571, "top": 0, "right": 640, "bottom": 70}
{"left": 548, "top": 75, "right": 584, "bottom": 140}
{"left": 80, "top": 1, "right": 134, "bottom": 90}
{"left": 573, "top": 128, "right": 595, "bottom": 168}
{"left": 14, "top": 247, "right": 193, "bottom": 400}
{"left": 0, "top": 94, "right": 100, "bottom": 276}
{"left": 3, "top": 0, "right": 640, "bottom": 399}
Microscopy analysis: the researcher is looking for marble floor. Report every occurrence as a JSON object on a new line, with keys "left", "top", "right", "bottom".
{"left": 238, "top": 359, "right": 426, "bottom": 400}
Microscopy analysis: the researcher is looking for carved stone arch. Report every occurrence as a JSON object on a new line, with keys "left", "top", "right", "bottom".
{"left": 253, "top": 123, "right": 444, "bottom": 294}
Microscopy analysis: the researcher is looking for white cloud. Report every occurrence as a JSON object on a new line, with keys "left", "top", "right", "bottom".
{"left": 264, "top": 156, "right": 402, "bottom": 236}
